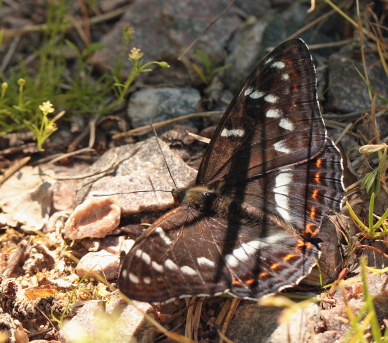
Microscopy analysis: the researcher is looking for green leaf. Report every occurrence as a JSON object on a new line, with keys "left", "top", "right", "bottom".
{"left": 195, "top": 50, "right": 212, "bottom": 70}
{"left": 192, "top": 64, "right": 208, "bottom": 85}
{"left": 210, "top": 64, "right": 232, "bottom": 76}
{"left": 83, "top": 43, "right": 106, "bottom": 57}
{"left": 65, "top": 39, "right": 81, "bottom": 58}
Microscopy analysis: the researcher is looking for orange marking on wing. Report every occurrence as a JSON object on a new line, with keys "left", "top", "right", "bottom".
{"left": 270, "top": 262, "right": 282, "bottom": 270}
{"left": 315, "top": 157, "right": 323, "bottom": 168}
{"left": 259, "top": 272, "right": 269, "bottom": 278}
{"left": 314, "top": 172, "right": 321, "bottom": 183}
{"left": 245, "top": 278, "right": 256, "bottom": 285}
{"left": 295, "top": 239, "right": 313, "bottom": 253}
{"left": 305, "top": 223, "right": 318, "bottom": 236}
{"left": 312, "top": 189, "right": 319, "bottom": 201}
{"left": 283, "top": 253, "right": 298, "bottom": 262}
{"left": 233, "top": 280, "right": 242, "bottom": 286}
{"left": 310, "top": 206, "right": 317, "bottom": 220}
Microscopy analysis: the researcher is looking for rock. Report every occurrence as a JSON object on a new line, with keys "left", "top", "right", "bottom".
{"left": 61, "top": 298, "right": 155, "bottom": 343}
{"left": 327, "top": 43, "right": 388, "bottom": 112}
{"left": 76, "top": 138, "right": 198, "bottom": 215}
{"left": 93, "top": 0, "right": 242, "bottom": 84}
{"left": 127, "top": 87, "right": 201, "bottom": 130}
{"left": 76, "top": 250, "right": 120, "bottom": 280}
{"left": 64, "top": 196, "right": 121, "bottom": 240}
{"left": 226, "top": 301, "right": 320, "bottom": 343}
{"left": 0, "top": 166, "right": 55, "bottom": 231}
{"left": 226, "top": 16, "right": 268, "bottom": 93}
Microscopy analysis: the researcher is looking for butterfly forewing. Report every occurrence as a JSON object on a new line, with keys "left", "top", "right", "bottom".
{"left": 119, "top": 38, "right": 345, "bottom": 303}
{"left": 198, "top": 39, "right": 326, "bottom": 186}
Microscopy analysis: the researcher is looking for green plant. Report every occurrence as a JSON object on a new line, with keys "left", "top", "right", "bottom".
{"left": 359, "top": 144, "right": 388, "bottom": 195}
{"left": 346, "top": 192, "right": 388, "bottom": 239}
{"left": 192, "top": 50, "right": 231, "bottom": 85}
{"left": 0, "top": 80, "right": 64, "bottom": 150}
{"left": 113, "top": 47, "right": 169, "bottom": 105}
{"left": 342, "top": 257, "right": 388, "bottom": 342}
{"left": 0, "top": 1, "right": 169, "bottom": 148}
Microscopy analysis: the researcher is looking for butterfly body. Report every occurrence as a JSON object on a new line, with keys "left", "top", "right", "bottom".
{"left": 119, "top": 39, "right": 345, "bottom": 303}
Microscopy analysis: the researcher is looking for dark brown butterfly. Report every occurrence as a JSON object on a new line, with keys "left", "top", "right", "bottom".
{"left": 119, "top": 39, "right": 345, "bottom": 303}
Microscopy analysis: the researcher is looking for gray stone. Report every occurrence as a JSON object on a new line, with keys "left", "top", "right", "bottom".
{"left": 127, "top": 87, "right": 201, "bottom": 129}
{"left": 226, "top": 301, "right": 320, "bottom": 343}
{"left": 226, "top": 16, "right": 268, "bottom": 93}
{"left": 327, "top": 43, "right": 388, "bottom": 112}
{"left": 76, "top": 138, "right": 198, "bottom": 215}
{"left": 76, "top": 250, "right": 120, "bottom": 280}
{"left": 61, "top": 298, "right": 155, "bottom": 343}
{"left": 93, "top": 0, "right": 242, "bottom": 84}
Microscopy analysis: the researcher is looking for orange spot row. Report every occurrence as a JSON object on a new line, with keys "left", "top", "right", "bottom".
{"left": 315, "top": 157, "right": 323, "bottom": 168}
{"left": 312, "top": 189, "right": 320, "bottom": 201}
{"left": 270, "top": 262, "right": 282, "bottom": 270}
{"left": 314, "top": 172, "right": 322, "bottom": 183}
{"left": 283, "top": 253, "right": 298, "bottom": 262}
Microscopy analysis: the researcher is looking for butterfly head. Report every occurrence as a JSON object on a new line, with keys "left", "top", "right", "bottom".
{"left": 172, "top": 186, "right": 217, "bottom": 212}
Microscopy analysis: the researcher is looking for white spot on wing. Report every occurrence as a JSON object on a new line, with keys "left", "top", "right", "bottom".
{"left": 279, "top": 118, "right": 294, "bottom": 131}
{"left": 197, "top": 257, "right": 215, "bottom": 267}
{"left": 129, "top": 273, "right": 139, "bottom": 284}
{"left": 180, "top": 265, "right": 198, "bottom": 276}
{"left": 265, "top": 57, "right": 273, "bottom": 64}
{"left": 143, "top": 277, "right": 151, "bottom": 284}
{"left": 151, "top": 261, "right": 164, "bottom": 272}
{"left": 135, "top": 249, "right": 151, "bottom": 264}
{"left": 264, "top": 94, "right": 278, "bottom": 103}
{"left": 274, "top": 173, "right": 292, "bottom": 222}
{"left": 282, "top": 73, "right": 290, "bottom": 81}
{"left": 225, "top": 254, "right": 239, "bottom": 268}
{"left": 244, "top": 86, "right": 254, "bottom": 96}
{"left": 121, "top": 269, "right": 127, "bottom": 278}
{"left": 274, "top": 140, "right": 291, "bottom": 154}
{"left": 266, "top": 109, "right": 282, "bottom": 118}
{"left": 249, "top": 91, "right": 264, "bottom": 99}
{"left": 275, "top": 172, "right": 293, "bottom": 189}
{"left": 165, "top": 259, "right": 179, "bottom": 271}
{"left": 221, "top": 128, "right": 245, "bottom": 137}
{"left": 225, "top": 241, "right": 261, "bottom": 268}
{"left": 260, "top": 232, "right": 294, "bottom": 245}
{"left": 155, "top": 227, "right": 171, "bottom": 245}
{"left": 272, "top": 61, "right": 285, "bottom": 69}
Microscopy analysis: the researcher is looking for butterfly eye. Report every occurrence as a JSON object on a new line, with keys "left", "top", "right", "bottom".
{"left": 172, "top": 188, "right": 185, "bottom": 204}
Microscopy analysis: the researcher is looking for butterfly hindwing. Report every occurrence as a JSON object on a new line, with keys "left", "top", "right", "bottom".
{"left": 119, "top": 206, "right": 320, "bottom": 302}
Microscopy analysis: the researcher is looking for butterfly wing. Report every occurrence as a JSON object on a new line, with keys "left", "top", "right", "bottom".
{"left": 119, "top": 39, "right": 345, "bottom": 303}
{"left": 219, "top": 139, "right": 344, "bottom": 237}
{"left": 198, "top": 39, "right": 326, "bottom": 186}
{"left": 119, "top": 205, "right": 320, "bottom": 303}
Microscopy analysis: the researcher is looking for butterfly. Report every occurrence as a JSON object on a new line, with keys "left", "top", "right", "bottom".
{"left": 118, "top": 38, "right": 345, "bottom": 303}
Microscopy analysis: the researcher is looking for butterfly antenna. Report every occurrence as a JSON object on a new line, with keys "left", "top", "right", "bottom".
{"left": 150, "top": 122, "right": 178, "bottom": 189}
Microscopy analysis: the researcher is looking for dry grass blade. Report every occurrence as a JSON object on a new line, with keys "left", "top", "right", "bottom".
{"left": 219, "top": 298, "right": 240, "bottom": 343}
{"left": 112, "top": 111, "right": 222, "bottom": 139}
{"left": 0, "top": 156, "right": 30, "bottom": 185}
{"left": 2, "top": 4, "right": 133, "bottom": 38}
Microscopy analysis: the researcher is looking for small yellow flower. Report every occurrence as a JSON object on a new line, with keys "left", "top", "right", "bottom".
{"left": 39, "top": 101, "right": 55, "bottom": 115}
{"left": 17, "top": 78, "right": 26, "bottom": 87}
{"left": 126, "top": 26, "right": 135, "bottom": 37}
{"left": 1, "top": 82, "right": 8, "bottom": 91}
{"left": 129, "top": 47, "right": 144, "bottom": 60}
